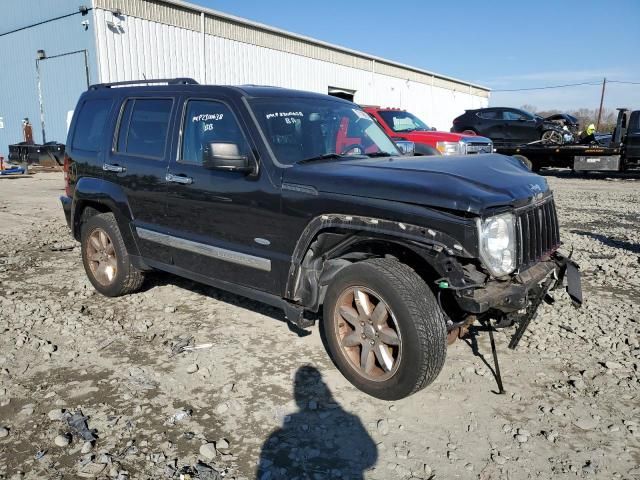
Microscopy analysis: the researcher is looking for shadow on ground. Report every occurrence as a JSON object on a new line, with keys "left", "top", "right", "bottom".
{"left": 571, "top": 230, "right": 640, "bottom": 254}
{"left": 256, "top": 365, "right": 377, "bottom": 479}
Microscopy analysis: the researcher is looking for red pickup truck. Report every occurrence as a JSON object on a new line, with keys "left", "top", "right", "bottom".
{"left": 364, "top": 106, "right": 493, "bottom": 156}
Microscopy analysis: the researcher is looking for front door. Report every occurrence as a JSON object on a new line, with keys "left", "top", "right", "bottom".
{"left": 502, "top": 110, "right": 537, "bottom": 144}
{"left": 162, "top": 96, "right": 282, "bottom": 294}
{"left": 103, "top": 96, "right": 176, "bottom": 262}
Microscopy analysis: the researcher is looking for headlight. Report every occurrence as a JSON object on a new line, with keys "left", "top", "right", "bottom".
{"left": 436, "top": 141, "right": 462, "bottom": 155}
{"left": 477, "top": 213, "right": 516, "bottom": 277}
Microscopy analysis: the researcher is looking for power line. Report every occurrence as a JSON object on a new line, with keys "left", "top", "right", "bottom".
{"left": 491, "top": 79, "right": 640, "bottom": 92}
{"left": 0, "top": 7, "right": 91, "bottom": 37}
{"left": 492, "top": 81, "right": 601, "bottom": 92}
{"left": 607, "top": 80, "right": 640, "bottom": 85}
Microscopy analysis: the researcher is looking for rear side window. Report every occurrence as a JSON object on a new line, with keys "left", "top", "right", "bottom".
{"left": 477, "top": 110, "right": 498, "bottom": 120}
{"left": 116, "top": 99, "right": 173, "bottom": 158}
{"left": 72, "top": 98, "right": 112, "bottom": 151}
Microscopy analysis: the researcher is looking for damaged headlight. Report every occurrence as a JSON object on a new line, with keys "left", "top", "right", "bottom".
{"left": 477, "top": 213, "right": 516, "bottom": 277}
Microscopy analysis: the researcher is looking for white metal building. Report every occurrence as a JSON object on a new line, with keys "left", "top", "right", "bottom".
{"left": 0, "top": 0, "right": 490, "bottom": 152}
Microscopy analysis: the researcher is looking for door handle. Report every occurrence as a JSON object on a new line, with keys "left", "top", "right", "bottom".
{"left": 166, "top": 173, "right": 193, "bottom": 185}
{"left": 103, "top": 163, "right": 126, "bottom": 173}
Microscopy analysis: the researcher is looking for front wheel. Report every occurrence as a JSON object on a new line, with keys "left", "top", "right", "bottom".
{"left": 323, "top": 258, "right": 447, "bottom": 400}
{"left": 541, "top": 130, "right": 563, "bottom": 144}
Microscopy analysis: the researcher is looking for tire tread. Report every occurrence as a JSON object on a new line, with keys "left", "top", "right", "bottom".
{"left": 364, "top": 257, "right": 447, "bottom": 395}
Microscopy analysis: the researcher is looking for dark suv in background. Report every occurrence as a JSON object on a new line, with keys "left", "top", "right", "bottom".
{"left": 452, "top": 107, "right": 568, "bottom": 146}
{"left": 60, "top": 79, "right": 581, "bottom": 400}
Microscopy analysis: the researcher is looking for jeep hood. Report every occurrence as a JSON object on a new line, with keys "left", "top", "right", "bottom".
{"left": 283, "top": 154, "right": 549, "bottom": 215}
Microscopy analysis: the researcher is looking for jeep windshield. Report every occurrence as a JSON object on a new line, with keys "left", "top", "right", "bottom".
{"left": 378, "top": 110, "right": 431, "bottom": 132}
{"left": 249, "top": 98, "right": 400, "bottom": 165}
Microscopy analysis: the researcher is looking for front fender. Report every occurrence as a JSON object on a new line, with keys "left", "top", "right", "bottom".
{"left": 71, "top": 177, "right": 140, "bottom": 256}
{"left": 284, "top": 213, "right": 475, "bottom": 301}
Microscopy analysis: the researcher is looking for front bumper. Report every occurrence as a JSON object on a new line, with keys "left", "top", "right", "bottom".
{"left": 457, "top": 251, "right": 582, "bottom": 314}
{"left": 60, "top": 195, "right": 72, "bottom": 229}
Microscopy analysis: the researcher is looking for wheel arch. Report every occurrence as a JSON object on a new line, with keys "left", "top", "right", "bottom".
{"left": 72, "top": 177, "right": 139, "bottom": 256}
{"left": 285, "top": 214, "right": 474, "bottom": 312}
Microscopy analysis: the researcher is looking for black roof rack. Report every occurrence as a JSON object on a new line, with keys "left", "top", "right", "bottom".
{"left": 89, "top": 78, "right": 199, "bottom": 89}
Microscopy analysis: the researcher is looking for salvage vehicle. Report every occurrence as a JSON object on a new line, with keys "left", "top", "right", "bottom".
{"left": 452, "top": 107, "right": 570, "bottom": 146}
{"left": 497, "top": 108, "right": 640, "bottom": 172}
{"left": 363, "top": 106, "right": 493, "bottom": 156}
{"left": 60, "top": 79, "right": 582, "bottom": 400}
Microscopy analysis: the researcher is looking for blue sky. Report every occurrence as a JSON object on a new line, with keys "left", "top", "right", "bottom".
{"left": 191, "top": 0, "right": 640, "bottom": 112}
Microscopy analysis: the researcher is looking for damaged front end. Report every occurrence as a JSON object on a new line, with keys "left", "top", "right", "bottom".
{"left": 441, "top": 194, "right": 583, "bottom": 349}
{"left": 450, "top": 250, "right": 582, "bottom": 348}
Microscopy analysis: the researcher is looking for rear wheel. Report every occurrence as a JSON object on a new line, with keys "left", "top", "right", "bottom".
{"left": 323, "top": 257, "right": 447, "bottom": 400}
{"left": 81, "top": 212, "right": 145, "bottom": 297}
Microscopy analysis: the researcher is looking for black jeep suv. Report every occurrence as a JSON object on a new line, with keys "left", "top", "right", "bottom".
{"left": 61, "top": 79, "right": 581, "bottom": 400}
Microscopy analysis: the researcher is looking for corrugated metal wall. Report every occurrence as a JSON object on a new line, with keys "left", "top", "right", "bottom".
{"left": 93, "top": 8, "right": 487, "bottom": 130}
{"left": 0, "top": 0, "right": 99, "bottom": 152}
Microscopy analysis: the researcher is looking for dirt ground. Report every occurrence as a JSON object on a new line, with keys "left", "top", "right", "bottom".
{"left": 0, "top": 171, "right": 638, "bottom": 480}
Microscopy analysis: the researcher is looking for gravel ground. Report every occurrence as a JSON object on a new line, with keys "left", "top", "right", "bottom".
{"left": 0, "top": 171, "right": 638, "bottom": 480}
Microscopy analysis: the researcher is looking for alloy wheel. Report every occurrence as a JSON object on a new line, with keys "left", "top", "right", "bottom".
{"left": 86, "top": 228, "right": 118, "bottom": 286}
{"left": 333, "top": 286, "right": 402, "bottom": 381}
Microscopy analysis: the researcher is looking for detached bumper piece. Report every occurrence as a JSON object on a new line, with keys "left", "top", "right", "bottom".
{"left": 505, "top": 251, "right": 582, "bottom": 350}
{"left": 467, "top": 251, "right": 582, "bottom": 393}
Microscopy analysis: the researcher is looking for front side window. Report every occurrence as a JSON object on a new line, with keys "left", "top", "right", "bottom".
{"left": 180, "top": 100, "right": 249, "bottom": 165}
{"left": 250, "top": 98, "right": 400, "bottom": 165}
{"left": 73, "top": 98, "right": 112, "bottom": 151}
{"left": 116, "top": 98, "right": 173, "bottom": 158}
{"left": 503, "top": 110, "right": 531, "bottom": 121}
{"left": 377, "top": 110, "right": 431, "bottom": 132}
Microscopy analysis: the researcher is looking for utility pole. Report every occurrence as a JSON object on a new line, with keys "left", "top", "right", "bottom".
{"left": 596, "top": 77, "right": 606, "bottom": 131}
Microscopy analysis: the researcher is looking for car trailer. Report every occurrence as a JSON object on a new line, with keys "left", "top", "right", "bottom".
{"left": 496, "top": 108, "right": 640, "bottom": 173}
{"left": 496, "top": 144, "right": 625, "bottom": 172}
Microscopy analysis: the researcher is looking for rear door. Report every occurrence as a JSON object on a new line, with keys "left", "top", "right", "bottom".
{"left": 626, "top": 111, "right": 640, "bottom": 160}
{"left": 476, "top": 109, "right": 505, "bottom": 144}
{"left": 103, "top": 95, "right": 176, "bottom": 262}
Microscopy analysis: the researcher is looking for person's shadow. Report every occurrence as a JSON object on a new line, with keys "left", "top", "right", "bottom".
{"left": 256, "top": 366, "right": 377, "bottom": 479}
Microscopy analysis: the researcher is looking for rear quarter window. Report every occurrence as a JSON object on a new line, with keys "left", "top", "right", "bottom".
{"left": 72, "top": 98, "right": 112, "bottom": 151}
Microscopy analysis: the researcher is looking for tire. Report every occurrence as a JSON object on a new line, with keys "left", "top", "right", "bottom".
{"left": 512, "top": 154, "right": 533, "bottom": 170}
{"left": 541, "top": 130, "right": 563, "bottom": 144}
{"left": 81, "top": 212, "right": 144, "bottom": 297}
{"left": 323, "top": 257, "right": 447, "bottom": 400}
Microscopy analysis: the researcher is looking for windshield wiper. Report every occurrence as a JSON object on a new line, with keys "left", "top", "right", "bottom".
{"left": 297, "top": 153, "right": 347, "bottom": 164}
{"left": 364, "top": 152, "right": 395, "bottom": 158}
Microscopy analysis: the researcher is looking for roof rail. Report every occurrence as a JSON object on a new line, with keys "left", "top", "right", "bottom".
{"left": 89, "top": 78, "right": 199, "bottom": 89}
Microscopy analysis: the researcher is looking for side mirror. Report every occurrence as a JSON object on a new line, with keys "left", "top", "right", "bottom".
{"left": 203, "top": 142, "right": 253, "bottom": 173}
{"left": 394, "top": 140, "right": 415, "bottom": 156}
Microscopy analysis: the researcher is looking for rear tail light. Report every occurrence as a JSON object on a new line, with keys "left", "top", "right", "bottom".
{"left": 63, "top": 154, "right": 71, "bottom": 196}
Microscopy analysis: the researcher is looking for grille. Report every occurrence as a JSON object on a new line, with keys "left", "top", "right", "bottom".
{"left": 464, "top": 142, "right": 493, "bottom": 154}
{"left": 516, "top": 197, "right": 561, "bottom": 268}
